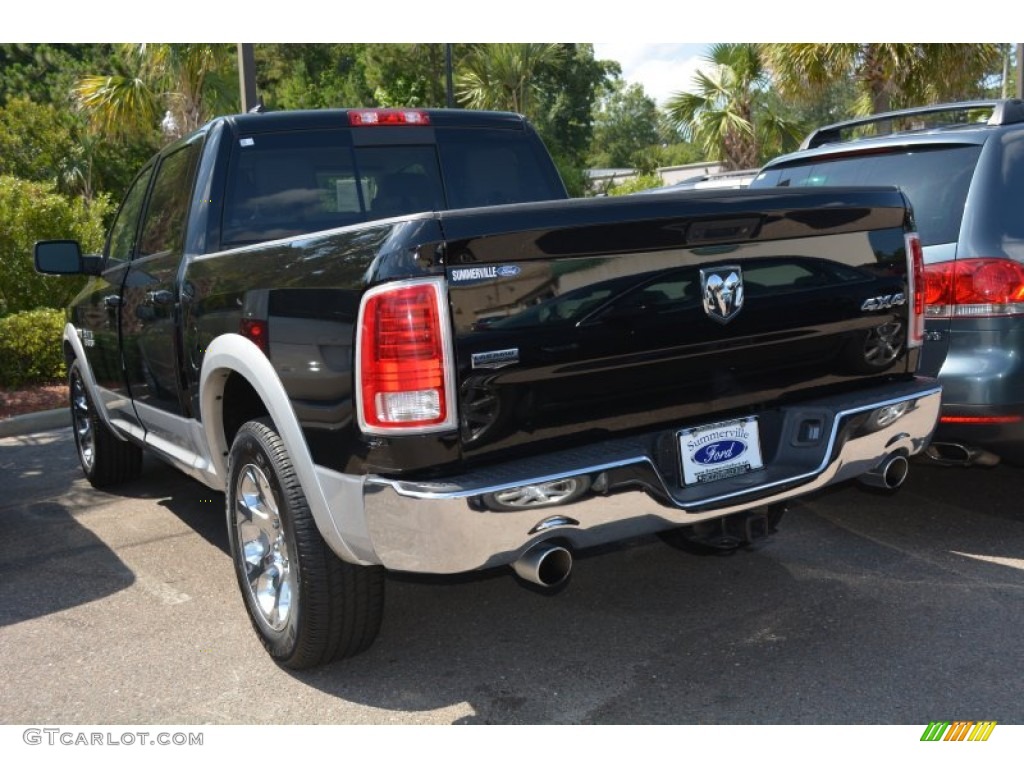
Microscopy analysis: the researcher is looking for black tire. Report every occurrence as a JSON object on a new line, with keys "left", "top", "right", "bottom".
{"left": 226, "top": 418, "right": 385, "bottom": 669}
{"left": 69, "top": 359, "right": 143, "bottom": 488}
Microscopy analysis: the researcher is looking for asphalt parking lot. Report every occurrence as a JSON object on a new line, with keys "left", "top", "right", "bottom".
{"left": 2, "top": 426, "right": 1023, "bottom": 725}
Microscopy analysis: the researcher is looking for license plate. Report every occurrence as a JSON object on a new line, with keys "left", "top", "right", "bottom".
{"left": 679, "top": 417, "right": 764, "bottom": 485}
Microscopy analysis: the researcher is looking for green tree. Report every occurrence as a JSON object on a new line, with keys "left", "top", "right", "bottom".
{"left": 762, "top": 43, "right": 1003, "bottom": 116}
{"left": 531, "top": 44, "right": 617, "bottom": 169}
{"left": 76, "top": 43, "right": 237, "bottom": 140}
{"left": 364, "top": 44, "right": 455, "bottom": 107}
{"left": 0, "top": 95, "right": 156, "bottom": 205}
{"left": 456, "top": 43, "right": 565, "bottom": 116}
{"left": 0, "top": 176, "right": 111, "bottom": 316}
{"left": 666, "top": 43, "right": 798, "bottom": 170}
{"left": 257, "top": 44, "right": 375, "bottom": 109}
{"left": 588, "top": 80, "right": 660, "bottom": 169}
{"left": 0, "top": 44, "right": 116, "bottom": 109}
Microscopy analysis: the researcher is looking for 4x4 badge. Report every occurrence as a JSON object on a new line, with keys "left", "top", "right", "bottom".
{"left": 701, "top": 266, "right": 744, "bottom": 324}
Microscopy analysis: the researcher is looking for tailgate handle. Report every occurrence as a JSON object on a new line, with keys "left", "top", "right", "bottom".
{"left": 687, "top": 217, "right": 761, "bottom": 245}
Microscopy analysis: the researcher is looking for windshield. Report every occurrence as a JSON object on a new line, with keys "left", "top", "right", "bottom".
{"left": 752, "top": 144, "right": 983, "bottom": 247}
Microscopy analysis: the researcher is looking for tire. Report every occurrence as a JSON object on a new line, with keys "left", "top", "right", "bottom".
{"left": 69, "top": 359, "right": 143, "bottom": 488}
{"left": 226, "top": 418, "right": 385, "bottom": 669}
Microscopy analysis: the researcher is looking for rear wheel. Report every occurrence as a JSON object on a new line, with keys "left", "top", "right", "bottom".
{"left": 69, "top": 359, "right": 142, "bottom": 488}
{"left": 227, "top": 418, "right": 385, "bottom": 668}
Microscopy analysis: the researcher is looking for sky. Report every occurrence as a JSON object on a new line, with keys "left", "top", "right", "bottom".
{"left": 592, "top": 43, "right": 710, "bottom": 108}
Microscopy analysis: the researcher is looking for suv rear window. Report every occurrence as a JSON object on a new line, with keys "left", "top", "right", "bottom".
{"left": 753, "top": 145, "right": 983, "bottom": 247}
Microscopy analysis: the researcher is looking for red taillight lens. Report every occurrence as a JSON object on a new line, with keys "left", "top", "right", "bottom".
{"left": 940, "top": 414, "right": 1023, "bottom": 424}
{"left": 357, "top": 279, "right": 454, "bottom": 432}
{"left": 906, "top": 232, "right": 925, "bottom": 347}
{"left": 924, "top": 258, "right": 1024, "bottom": 318}
{"left": 240, "top": 318, "right": 268, "bottom": 354}
{"left": 349, "top": 109, "right": 431, "bottom": 126}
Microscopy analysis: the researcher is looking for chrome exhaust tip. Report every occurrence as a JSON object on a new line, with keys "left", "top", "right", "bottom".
{"left": 859, "top": 453, "right": 910, "bottom": 491}
{"left": 512, "top": 543, "right": 573, "bottom": 589}
{"left": 924, "top": 442, "right": 1000, "bottom": 468}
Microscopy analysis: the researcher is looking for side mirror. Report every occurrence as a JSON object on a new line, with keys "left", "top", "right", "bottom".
{"left": 34, "top": 240, "right": 84, "bottom": 275}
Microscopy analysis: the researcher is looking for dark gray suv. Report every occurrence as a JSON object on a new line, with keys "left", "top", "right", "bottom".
{"left": 751, "top": 100, "right": 1024, "bottom": 466}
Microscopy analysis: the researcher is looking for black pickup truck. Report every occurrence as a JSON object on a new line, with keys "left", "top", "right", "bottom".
{"left": 36, "top": 107, "right": 941, "bottom": 668}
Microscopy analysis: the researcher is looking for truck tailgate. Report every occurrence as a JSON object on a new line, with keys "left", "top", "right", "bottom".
{"left": 439, "top": 188, "right": 918, "bottom": 463}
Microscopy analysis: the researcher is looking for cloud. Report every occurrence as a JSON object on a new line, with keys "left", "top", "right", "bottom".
{"left": 593, "top": 43, "right": 710, "bottom": 108}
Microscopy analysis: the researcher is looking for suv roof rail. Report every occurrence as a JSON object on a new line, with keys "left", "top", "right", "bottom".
{"left": 801, "top": 99, "right": 1024, "bottom": 150}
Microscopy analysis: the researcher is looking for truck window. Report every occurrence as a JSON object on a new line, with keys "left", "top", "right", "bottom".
{"left": 219, "top": 125, "right": 564, "bottom": 249}
{"left": 138, "top": 141, "right": 202, "bottom": 259}
{"left": 106, "top": 165, "right": 154, "bottom": 265}
{"left": 436, "top": 128, "right": 565, "bottom": 208}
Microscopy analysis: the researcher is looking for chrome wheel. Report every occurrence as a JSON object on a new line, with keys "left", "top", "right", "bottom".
{"left": 234, "top": 463, "right": 296, "bottom": 632}
{"left": 70, "top": 371, "right": 95, "bottom": 472}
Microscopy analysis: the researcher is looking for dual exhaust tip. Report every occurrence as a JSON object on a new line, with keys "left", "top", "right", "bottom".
{"left": 512, "top": 542, "right": 572, "bottom": 590}
{"left": 858, "top": 453, "right": 910, "bottom": 491}
{"left": 515, "top": 453, "right": 914, "bottom": 588}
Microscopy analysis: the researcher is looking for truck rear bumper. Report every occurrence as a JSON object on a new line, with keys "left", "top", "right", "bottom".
{"left": 318, "top": 379, "right": 940, "bottom": 574}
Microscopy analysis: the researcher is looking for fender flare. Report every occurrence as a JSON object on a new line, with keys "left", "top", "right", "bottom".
{"left": 199, "top": 333, "right": 368, "bottom": 565}
{"left": 62, "top": 323, "right": 124, "bottom": 438}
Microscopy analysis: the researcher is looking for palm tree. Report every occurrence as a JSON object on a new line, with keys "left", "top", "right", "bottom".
{"left": 762, "top": 43, "right": 1002, "bottom": 116}
{"left": 455, "top": 43, "right": 563, "bottom": 117}
{"left": 75, "top": 43, "right": 236, "bottom": 140}
{"left": 665, "top": 43, "right": 796, "bottom": 171}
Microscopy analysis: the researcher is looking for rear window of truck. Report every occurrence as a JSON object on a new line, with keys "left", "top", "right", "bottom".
{"left": 752, "top": 144, "right": 983, "bottom": 247}
{"left": 221, "top": 127, "right": 563, "bottom": 248}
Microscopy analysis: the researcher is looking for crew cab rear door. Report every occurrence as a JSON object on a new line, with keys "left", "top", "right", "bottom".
{"left": 120, "top": 136, "right": 203, "bottom": 451}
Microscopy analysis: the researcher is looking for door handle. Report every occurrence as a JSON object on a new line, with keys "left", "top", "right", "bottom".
{"left": 145, "top": 289, "right": 175, "bottom": 306}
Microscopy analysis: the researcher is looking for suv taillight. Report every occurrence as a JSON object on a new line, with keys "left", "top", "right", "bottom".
{"left": 356, "top": 278, "right": 456, "bottom": 434}
{"left": 924, "top": 258, "right": 1024, "bottom": 318}
{"left": 906, "top": 233, "right": 925, "bottom": 347}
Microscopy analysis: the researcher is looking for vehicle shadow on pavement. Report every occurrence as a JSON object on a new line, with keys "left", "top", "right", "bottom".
{"left": 0, "top": 430, "right": 137, "bottom": 626}
{"left": 281, "top": 469, "right": 1024, "bottom": 724}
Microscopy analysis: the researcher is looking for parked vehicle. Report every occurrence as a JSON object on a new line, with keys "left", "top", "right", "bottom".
{"left": 751, "top": 100, "right": 1024, "bottom": 466}
{"left": 36, "top": 107, "right": 940, "bottom": 668}
{"left": 641, "top": 168, "right": 758, "bottom": 193}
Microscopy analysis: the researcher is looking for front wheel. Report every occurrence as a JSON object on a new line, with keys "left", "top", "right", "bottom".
{"left": 226, "top": 419, "right": 385, "bottom": 668}
{"left": 69, "top": 359, "right": 142, "bottom": 488}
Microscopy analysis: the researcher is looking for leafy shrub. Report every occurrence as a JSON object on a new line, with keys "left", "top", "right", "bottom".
{"left": 0, "top": 307, "right": 66, "bottom": 388}
{"left": 606, "top": 174, "right": 662, "bottom": 196}
{"left": 0, "top": 175, "right": 111, "bottom": 316}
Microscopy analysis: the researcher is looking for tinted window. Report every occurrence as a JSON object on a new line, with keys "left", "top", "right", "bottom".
{"left": 106, "top": 166, "right": 154, "bottom": 264}
{"left": 436, "top": 127, "right": 564, "bottom": 208}
{"left": 138, "top": 142, "right": 202, "bottom": 258}
{"left": 753, "top": 145, "right": 983, "bottom": 247}
{"left": 220, "top": 126, "right": 564, "bottom": 249}
{"left": 222, "top": 129, "right": 360, "bottom": 248}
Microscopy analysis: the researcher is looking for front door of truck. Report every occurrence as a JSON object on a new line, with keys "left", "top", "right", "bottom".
{"left": 72, "top": 164, "right": 155, "bottom": 435}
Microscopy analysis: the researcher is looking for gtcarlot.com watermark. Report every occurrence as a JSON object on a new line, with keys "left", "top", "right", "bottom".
{"left": 23, "top": 728, "right": 203, "bottom": 747}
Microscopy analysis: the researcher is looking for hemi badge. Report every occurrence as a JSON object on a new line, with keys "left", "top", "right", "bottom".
{"left": 472, "top": 348, "right": 519, "bottom": 369}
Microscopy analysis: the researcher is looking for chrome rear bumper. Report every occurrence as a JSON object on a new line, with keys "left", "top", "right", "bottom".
{"left": 317, "top": 379, "right": 941, "bottom": 573}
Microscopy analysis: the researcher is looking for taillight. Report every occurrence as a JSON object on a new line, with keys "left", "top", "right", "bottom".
{"left": 349, "top": 109, "right": 431, "bottom": 126}
{"left": 924, "top": 258, "right": 1024, "bottom": 318}
{"left": 905, "top": 232, "right": 925, "bottom": 347}
{"left": 240, "top": 318, "right": 269, "bottom": 354}
{"left": 356, "top": 278, "right": 456, "bottom": 434}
